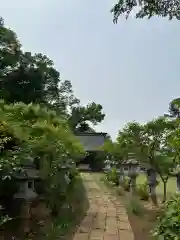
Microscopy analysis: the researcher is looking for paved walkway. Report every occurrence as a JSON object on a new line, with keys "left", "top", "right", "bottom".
{"left": 73, "top": 173, "right": 134, "bottom": 240}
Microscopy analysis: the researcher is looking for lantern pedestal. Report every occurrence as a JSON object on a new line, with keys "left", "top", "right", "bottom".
{"left": 21, "top": 201, "right": 31, "bottom": 235}
{"left": 104, "top": 158, "right": 111, "bottom": 173}
{"left": 119, "top": 167, "right": 124, "bottom": 185}
{"left": 128, "top": 173, "right": 138, "bottom": 195}
{"left": 119, "top": 174, "right": 124, "bottom": 185}
{"left": 14, "top": 158, "right": 39, "bottom": 236}
{"left": 14, "top": 183, "right": 37, "bottom": 235}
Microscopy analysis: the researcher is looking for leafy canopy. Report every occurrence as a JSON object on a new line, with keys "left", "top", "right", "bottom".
{"left": 0, "top": 101, "right": 85, "bottom": 179}
{"left": 111, "top": 0, "right": 180, "bottom": 22}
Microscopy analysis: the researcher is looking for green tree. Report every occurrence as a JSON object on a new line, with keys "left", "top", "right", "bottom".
{"left": 102, "top": 139, "right": 117, "bottom": 160}
{"left": 116, "top": 130, "right": 132, "bottom": 162}
{"left": 0, "top": 18, "right": 105, "bottom": 132}
{"left": 118, "top": 118, "right": 175, "bottom": 203}
{"left": 117, "top": 122, "right": 144, "bottom": 194}
{"left": 0, "top": 101, "right": 85, "bottom": 214}
{"left": 168, "top": 124, "right": 180, "bottom": 192}
{"left": 111, "top": 0, "right": 180, "bottom": 22}
{"left": 141, "top": 118, "right": 175, "bottom": 203}
{"left": 0, "top": 49, "right": 78, "bottom": 114}
{"left": 0, "top": 18, "right": 79, "bottom": 116}
{"left": 0, "top": 17, "right": 21, "bottom": 79}
{"left": 68, "top": 102, "right": 105, "bottom": 132}
{"left": 164, "top": 98, "right": 180, "bottom": 192}
{"left": 168, "top": 98, "right": 180, "bottom": 118}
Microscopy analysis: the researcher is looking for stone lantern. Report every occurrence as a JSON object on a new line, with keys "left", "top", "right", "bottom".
{"left": 57, "top": 160, "right": 74, "bottom": 213}
{"left": 126, "top": 154, "right": 139, "bottom": 195}
{"left": 14, "top": 157, "right": 39, "bottom": 235}
{"left": 104, "top": 156, "right": 111, "bottom": 172}
{"left": 58, "top": 160, "right": 73, "bottom": 185}
{"left": 119, "top": 162, "right": 126, "bottom": 184}
{"left": 127, "top": 160, "right": 139, "bottom": 178}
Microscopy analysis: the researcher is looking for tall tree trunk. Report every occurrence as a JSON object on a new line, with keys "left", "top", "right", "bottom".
{"left": 149, "top": 185, "right": 158, "bottom": 205}
{"left": 147, "top": 168, "right": 158, "bottom": 206}
{"left": 162, "top": 180, "right": 167, "bottom": 203}
{"left": 176, "top": 173, "right": 180, "bottom": 193}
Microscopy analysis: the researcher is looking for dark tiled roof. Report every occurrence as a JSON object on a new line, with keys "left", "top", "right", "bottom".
{"left": 75, "top": 133, "right": 106, "bottom": 151}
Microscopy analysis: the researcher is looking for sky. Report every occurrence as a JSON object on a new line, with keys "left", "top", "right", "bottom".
{"left": 1, "top": 0, "right": 180, "bottom": 139}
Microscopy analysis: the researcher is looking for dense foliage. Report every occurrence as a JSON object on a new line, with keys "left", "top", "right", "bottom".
{"left": 153, "top": 194, "right": 180, "bottom": 239}
{"left": 0, "top": 101, "right": 85, "bottom": 214}
{"left": 111, "top": 0, "right": 180, "bottom": 22}
{"left": 106, "top": 168, "right": 119, "bottom": 186}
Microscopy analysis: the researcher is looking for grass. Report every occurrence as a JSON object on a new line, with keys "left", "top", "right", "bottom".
{"left": 99, "top": 174, "right": 125, "bottom": 196}
{"left": 126, "top": 197, "right": 145, "bottom": 216}
{"left": 137, "top": 173, "right": 176, "bottom": 198}
{"left": 100, "top": 172, "right": 177, "bottom": 200}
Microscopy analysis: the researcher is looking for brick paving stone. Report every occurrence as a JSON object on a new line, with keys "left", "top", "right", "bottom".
{"left": 118, "top": 221, "right": 131, "bottom": 230}
{"left": 118, "top": 215, "right": 129, "bottom": 222}
{"left": 92, "top": 220, "right": 105, "bottom": 230}
{"left": 89, "top": 229, "right": 104, "bottom": 239}
{"left": 90, "top": 237, "right": 104, "bottom": 240}
{"left": 103, "top": 233, "right": 119, "bottom": 240}
{"left": 119, "top": 230, "right": 134, "bottom": 239}
{"left": 73, "top": 233, "right": 89, "bottom": 240}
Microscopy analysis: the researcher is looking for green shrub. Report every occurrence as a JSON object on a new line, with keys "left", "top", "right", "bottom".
{"left": 153, "top": 194, "right": 180, "bottom": 240}
{"left": 43, "top": 176, "right": 89, "bottom": 239}
{"left": 0, "top": 214, "right": 12, "bottom": 227}
{"left": 100, "top": 175, "right": 105, "bottom": 182}
{"left": 106, "top": 168, "right": 119, "bottom": 186}
{"left": 68, "top": 167, "right": 79, "bottom": 182}
{"left": 136, "top": 182, "right": 149, "bottom": 201}
{"left": 126, "top": 197, "right": 145, "bottom": 216}
{"left": 102, "top": 173, "right": 124, "bottom": 196}
{"left": 123, "top": 176, "right": 130, "bottom": 192}
{"left": 0, "top": 102, "right": 85, "bottom": 217}
{"left": 102, "top": 175, "right": 113, "bottom": 187}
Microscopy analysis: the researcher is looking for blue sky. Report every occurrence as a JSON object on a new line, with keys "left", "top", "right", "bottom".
{"left": 1, "top": 0, "right": 180, "bottom": 139}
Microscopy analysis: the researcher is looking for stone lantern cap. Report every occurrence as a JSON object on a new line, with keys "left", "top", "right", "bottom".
{"left": 121, "top": 159, "right": 139, "bottom": 167}
{"left": 104, "top": 159, "right": 111, "bottom": 164}
{"left": 59, "top": 159, "right": 74, "bottom": 170}
{"left": 14, "top": 157, "right": 39, "bottom": 180}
